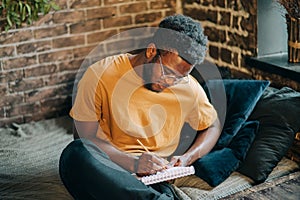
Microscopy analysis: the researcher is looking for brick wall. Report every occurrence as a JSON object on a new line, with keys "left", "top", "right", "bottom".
{"left": 1, "top": 0, "right": 298, "bottom": 127}
{"left": 183, "top": 0, "right": 257, "bottom": 76}
{"left": 0, "top": 0, "right": 178, "bottom": 127}
{"left": 182, "top": 0, "right": 300, "bottom": 91}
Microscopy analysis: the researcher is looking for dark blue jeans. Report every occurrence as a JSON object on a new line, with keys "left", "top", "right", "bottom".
{"left": 59, "top": 139, "right": 178, "bottom": 200}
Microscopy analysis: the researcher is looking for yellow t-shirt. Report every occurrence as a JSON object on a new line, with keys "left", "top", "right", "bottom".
{"left": 70, "top": 54, "right": 217, "bottom": 157}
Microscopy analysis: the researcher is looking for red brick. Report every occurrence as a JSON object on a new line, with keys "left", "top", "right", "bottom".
{"left": 135, "top": 12, "right": 162, "bottom": 24}
{"left": 70, "top": 0, "right": 101, "bottom": 8}
{"left": 150, "top": 0, "right": 176, "bottom": 9}
{"left": 34, "top": 25, "right": 68, "bottom": 39}
{"left": 0, "top": 107, "right": 4, "bottom": 118}
{"left": 24, "top": 109, "right": 69, "bottom": 123}
{"left": 0, "top": 30, "right": 33, "bottom": 45}
{"left": 70, "top": 20, "right": 101, "bottom": 34}
{"left": 53, "top": 11, "right": 85, "bottom": 24}
{"left": 59, "top": 59, "right": 85, "bottom": 71}
{"left": 205, "top": 27, "right": 226, "bottom": 43}
{"left": 202, "top": 0, "right": 213, "bottom": 6}
{"left": 8, "top": 78, "right": 44, "bottom": 92}
{"left": 25, "top": 87, "right": 57, "bottom": 103}
{"left": 73, "top": 45, "right": 97, "bottom": 59}
{"left": 220, "top": 11, "right": 231, "bottom": 26}
{"left": 189, "top": 9, "right": 218, "bottom": 24}
{"left": 104, "top": 0, "right": 131, "bottom": 5}
{"left": 119, "top": 2, "right": 148, "bottom": 14}
{"left": 183, "top": 7, "right": 207, "bottom": 21}
{"left": 6, "top": 103, "right": 40, "bottom": 117}
{"left": 54, "top": 82, "right": 74, "bottom": 95}
{"left": 25, "top": 83, "right": 73, "bottom": 103}
{"left": 41, "top": 97, "right": 69, "bottom": 113}
{"left": 0, "top": 84, "right": 7, "bottom": 96}
{"left": 87, "top": 30, "right": 118, "bottom": 44}
{"left": 220, "top": 48, "right": 232, "bottom": 64}
{"left": 165, "top": 10, "right": 177, "bottom": 17}
{"left": 207, "top": 10, "right": 218, "bottom": 24}
{"left": 38, "top": 49, "right": 73, "bottom": 63}
{"left": 16, "top": 41, "right": 52, "bottom": 55}
{"left": 0, "top": 46, "right": 15, "bottom": 57}
{"left": 241, "top": 15, "right": 256, "bottom": 33}
{"left": 23, "top": 113, "right": 44, "bottom": 123}
{"left": 103, "top": 16, "right": 132, "bottom": 28}
{"left": 241, "top": 0, "right": 257, "bottom": 15}
{"left": 106, "top": 38, "right": 135, "bottom": 54}
{"left": 24, "top": 64, "right": 57, "bottom": 78}
{"left": 228, "top": 32, "right": 248, "bottom": 50}
{"left": 209, "top": 45, "right": 219, "bottom": 60}
{"left": 56, "top": 0, "right": 68, "bottom": 10}
{"left": 2, "top": 56, "right": 37, "bottom": 70}
{"left": 44, "top": 71, "right": 77, "bottom": 86}
{"left": 0, "top": 70, "right": 24, "bottom": 83}
{"left": 33, "top": 13, "right": 53, "bottom": 27}
{"left": 216, "top": 0, "right": 225, "bottom": 7}
{"left": 0, "top": 93, "right": 24, "bottom": 107}
{"left": 53, "top": 35, "right": 85, "bottom": 49}
{"left": 86, "top": 7, "right": 116, "bottom": 20}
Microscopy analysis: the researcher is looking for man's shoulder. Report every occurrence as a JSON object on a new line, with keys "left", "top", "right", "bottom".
{"left": 92, "top": 53, "right": 127, "bottom": 67}
{"left": 88, "top": 53, "right": 129, "bottom": 74}
{"left": 188, "top": 76, "right": 203, "bottom": 90}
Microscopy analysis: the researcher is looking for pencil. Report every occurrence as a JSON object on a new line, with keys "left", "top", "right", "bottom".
{"left": 137, "top": 139, "right": 150, "bottom": 153}
{"left": 137, "top": 139, "right": 169, "bottom": 168}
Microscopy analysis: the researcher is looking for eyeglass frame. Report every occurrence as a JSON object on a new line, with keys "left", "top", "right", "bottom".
{"left": 158, "top": 55, "right": 190, "bottom": 85}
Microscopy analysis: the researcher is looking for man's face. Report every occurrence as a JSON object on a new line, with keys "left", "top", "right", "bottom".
{"left": 143, "top": 52, "right": 193, "bottom": 92}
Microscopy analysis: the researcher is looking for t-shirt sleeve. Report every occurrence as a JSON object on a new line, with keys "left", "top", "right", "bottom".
{"left": 70, "top": 67, "right": 101, "bottom": 122}
{"left": 186, "top": 83, "right": 217, "bottom": 131}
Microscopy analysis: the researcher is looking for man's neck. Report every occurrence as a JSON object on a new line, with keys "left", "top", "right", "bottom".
{"left": 128, "top": 53, "right": 145, "bottom": 78}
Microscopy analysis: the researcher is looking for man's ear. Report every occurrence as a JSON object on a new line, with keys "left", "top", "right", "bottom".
{"left": 145, "top": 43, "right": 158, "bottom": 61}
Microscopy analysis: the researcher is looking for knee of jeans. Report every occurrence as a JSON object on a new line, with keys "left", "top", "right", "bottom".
{"left": 59, "top": 139, "right": 109, "bottom": 169}
{"left": 62, "top": 138, "right": 83, "bottom": 156}
{"left": 59, "top": 139, "right": 83, "bottom": 170}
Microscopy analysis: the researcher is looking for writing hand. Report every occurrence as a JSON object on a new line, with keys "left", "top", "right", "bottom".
{"left": 136, "top": 152, "right": 169, "bottom": 177}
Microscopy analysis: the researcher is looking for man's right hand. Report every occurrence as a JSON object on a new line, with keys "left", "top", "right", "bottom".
{"left": 136, "top": 152, "right": 169, "bottom": 176}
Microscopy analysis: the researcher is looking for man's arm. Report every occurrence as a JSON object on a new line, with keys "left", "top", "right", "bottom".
{"left": 169, "top": 118, "right": 222, "bottom": 166}
{"left": 73, "top": 120, "right": 168, "bottom": 174}
{"left": 74, "top": 120, "right": 138, "bottom": 172}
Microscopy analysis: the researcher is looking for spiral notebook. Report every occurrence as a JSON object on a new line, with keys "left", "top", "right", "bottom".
{"left": 137, "top": 166, "right": 195, "bottom": 185}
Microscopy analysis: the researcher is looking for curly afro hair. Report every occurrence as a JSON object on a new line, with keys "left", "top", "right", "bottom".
{"left": 152, "top": 14, "right": 208, "bottom": 65}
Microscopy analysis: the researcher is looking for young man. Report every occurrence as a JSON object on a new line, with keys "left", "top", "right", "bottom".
{"left": 59, "top": 14, "right": 221, "bottom": 200}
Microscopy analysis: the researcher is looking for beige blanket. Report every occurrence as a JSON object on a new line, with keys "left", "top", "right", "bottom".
{"left": 0, "top": 116, "right": 298, "bottom": 200}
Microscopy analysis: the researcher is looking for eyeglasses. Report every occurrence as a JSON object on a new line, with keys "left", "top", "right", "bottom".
{"left": 158, "top": 56, "right": 190, "bottom": 85}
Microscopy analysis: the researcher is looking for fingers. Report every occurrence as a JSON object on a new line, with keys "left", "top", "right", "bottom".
{"left": 151, "top": 154, "right": 169, "bottom": 168}
{"left": 168, "top": 156, "right": 181, "bottom": 167}
{"left": 168, "top": 155, "right": 190, "bottom": 167}
{"left": 136, "top": 153, "right": 168, "bottom": 176}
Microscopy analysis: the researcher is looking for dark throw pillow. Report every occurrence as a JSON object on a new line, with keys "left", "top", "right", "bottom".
{"left": 238, "top": 87, "right": 300, "bottom": 183}
{"left": 203, "top": 79, "right": 270, "bottom": 149}
{"left": 193, "top": 121, "right": 259, "bottom": 186}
